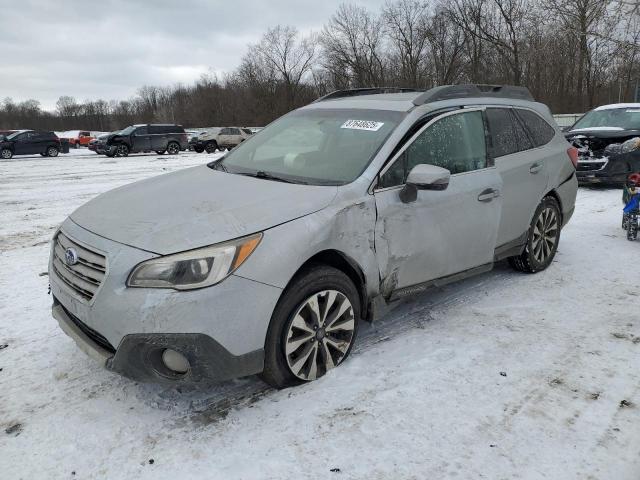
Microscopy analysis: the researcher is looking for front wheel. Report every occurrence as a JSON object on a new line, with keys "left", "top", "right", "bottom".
{"left": 509, "top": 196, "right": 561, "bottom": 273}
{"left": 114, "top": 144, "right": 129, "bottom": 157}
{"left": 155, "top": 150, "right": 166, "bottom": 155}
{"left": 47, "top": 146, "right": 59, "bottom": 157}
{"left": 261, "top": 265, "right": 359, "bottom": 389}
{"left": 205, "top": 142, "right": 218, "bottom": 154}
{"left": 166, "top": 142, "right": 180, "bottom": 155}
{"left": 1, "top": 148, "right": 13, "bottom": 159}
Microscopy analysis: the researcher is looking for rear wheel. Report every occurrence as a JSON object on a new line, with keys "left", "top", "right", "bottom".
{"left": 46, "top": 146, "right": 59, "bottom": 157}
{"left": 509, "top": 196, "right": 561, "bottom": 273}
{"left": 1, "top": 148, "right": 13, "bottom": 159}
{"left": 205, "top": 141, "right": 218, "bottom": 154}
{"left": 261, "top": 265, "right": 359, "bottom": 389}
{"left": 628, "top": 214, "right": 638, "bottom": 241}
{"left": 167, "top": 142, "right": 180, "bottom": 155}
{"left": 194, "top": 146, "right": 204, "bottom": 153}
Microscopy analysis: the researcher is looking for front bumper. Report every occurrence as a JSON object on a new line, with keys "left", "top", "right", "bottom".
{"left": 50, "top": 219, "right": 282, "bottom": 383}
{"left": 53, "top": 299, "right": 264, "bottom": 384}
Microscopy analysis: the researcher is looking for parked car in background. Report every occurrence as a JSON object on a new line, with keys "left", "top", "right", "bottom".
{"left": 98, "top": 124, "right": 188, "bottom": 157}
{"left": 190, "top": 127, "right": 252, "bottom": 153}
{"left": 50, "top": 84, "right": 577, "bottom": 389}
{"left": 59, "top": 130, "right": 95, "bottom": 148}
{"left": 565, "top": 103, "right": 640, "bottom": 186}
{"left": 1, "top": 130, "right": 61, "bottom": 159}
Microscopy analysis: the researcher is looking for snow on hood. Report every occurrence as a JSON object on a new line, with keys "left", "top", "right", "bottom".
{"left": 70, "top": 165, "right": 337, "bottom": 254}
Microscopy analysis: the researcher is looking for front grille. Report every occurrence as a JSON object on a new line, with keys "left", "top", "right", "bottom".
{"left": 576, "top": 161, "right": 606, "bottom": 172}
{"left": 52, "top": 232, "right": 106, "bottom": 302}
{"left": 58, "top": 300, "right": 115, "bottom": 353}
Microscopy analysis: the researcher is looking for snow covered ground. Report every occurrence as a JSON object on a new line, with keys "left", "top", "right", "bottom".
{"left": 1, "top": 149, "right": 638, "bottom": 479}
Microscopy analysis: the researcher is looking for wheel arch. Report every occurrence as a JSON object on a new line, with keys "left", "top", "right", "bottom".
{"left": 544, "top": 189, "right": 564, "bottom": 224}
{"left": 285, "top": 249, "right": 369, "bottom": 322}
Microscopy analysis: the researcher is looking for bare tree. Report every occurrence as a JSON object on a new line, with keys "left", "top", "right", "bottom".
{"left": 321, "top": 4, "right": 387, "bottom": 87}
{"left": 383, "top": 0, "right": 430, "bottom": 86}
{"left": 252, "top": 25, "right": 316, "bottom": 108}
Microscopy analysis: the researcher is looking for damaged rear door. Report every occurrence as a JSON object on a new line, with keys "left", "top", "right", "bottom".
{"left": 373, "top": 108, "right": 503, "bottom": 297}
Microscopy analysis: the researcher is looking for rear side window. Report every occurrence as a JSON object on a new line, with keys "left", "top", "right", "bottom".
{"left": 486, "top": 108, "right": 520, "bottom": 157}
{"left": 515, "top": 109, "right": 555, "bottom": 147}
{"left": 229, "top": 128, "right": 241, "bottom": 135}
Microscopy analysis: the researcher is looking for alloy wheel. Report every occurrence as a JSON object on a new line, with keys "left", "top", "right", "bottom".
{"left": 115, "top": 144, "right": 128, "bottom": 157}
{"left": 1, "top": 149, "right": 12, "bottom": 159}
{"left": 167, "top": 143, "right": 179, "bottom": 154}
{"left": 284, "top": 290, "right": 355, "bottom": 381}
{"left": 532, "top": 206, "right": 558, "bottom": 264}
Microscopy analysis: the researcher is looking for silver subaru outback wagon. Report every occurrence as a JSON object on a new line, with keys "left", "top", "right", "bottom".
{"left": 49, "top": 85, "right": 578, "bottom": 389}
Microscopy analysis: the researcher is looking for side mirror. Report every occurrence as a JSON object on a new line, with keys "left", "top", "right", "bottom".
{"left": 399, "top": 164, "right": 451, "bottom": 203}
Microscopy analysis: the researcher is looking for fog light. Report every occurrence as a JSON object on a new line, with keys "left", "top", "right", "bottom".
{"left": 161, "top": 349, "right": 190, "bottom": 374}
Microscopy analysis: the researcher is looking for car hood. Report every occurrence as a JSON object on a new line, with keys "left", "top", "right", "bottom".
{"left": 565, "top": 128, "right": 640, "bottom": 139}
{"left": 70, "top": 165, "right": 337, "bottom": 254}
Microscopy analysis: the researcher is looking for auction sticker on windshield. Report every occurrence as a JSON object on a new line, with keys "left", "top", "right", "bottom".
{"left": 341, "top": 120, "right": 385, "bottom": 131}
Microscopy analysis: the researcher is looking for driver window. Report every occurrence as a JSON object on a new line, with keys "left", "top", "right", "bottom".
{"left": 134, "top": 126, "right": 148, "bottom": 136}
{"left": 379, "top": 110, "right": 487, "bottom": 188}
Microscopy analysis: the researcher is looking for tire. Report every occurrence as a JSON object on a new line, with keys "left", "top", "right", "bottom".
{"left": 260, "top": 265, "right": 360, "bottom": 389}
{"left": 509, "top": 196, "right": 561, "bottom": 273}
{"left": 1, "top": 148, "right": 13, "bottom": 159}
{"left": 73, "top": 142, "right": 79, "bottom": 149}
{"left": 205, "top": 141, "right": 218, "bottom": 154}
{"left": 166, "top": 142, "right": 180, "bottom": 155}
{"left": 155, "top": 150, "right": 166, "bottom": 155}
{"left": 114, "top": 144, "right": 129, "bottom": 157}
{"left": 194, "top": 146, "right": 204, "bottom": 153}
{"left": 46, "top": 146, "right": 59, "bottom": 157}
{"left": 628, "top": 215, "right": 638, "bottom": 241}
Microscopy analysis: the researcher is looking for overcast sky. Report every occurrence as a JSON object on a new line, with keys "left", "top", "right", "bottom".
{"left": 0, "top": 0, "right": 388, "bottom": 110}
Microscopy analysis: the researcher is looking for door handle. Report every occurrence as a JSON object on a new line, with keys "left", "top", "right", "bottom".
{"left": 529, "top": 163, "right": 542, "bottom": 174}
{"left": 478, "top": 188, "right": 500, "bottom": 202}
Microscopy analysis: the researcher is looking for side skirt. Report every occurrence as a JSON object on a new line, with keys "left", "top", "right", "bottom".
{"left": 387, "top": 262, "right": 494, "bottom": 303}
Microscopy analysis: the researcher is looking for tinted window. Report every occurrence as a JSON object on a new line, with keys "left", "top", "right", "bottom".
{"left": 229, "top": 128, "right": 241, "bottom": 135}
{"left": 242, "top": 128, "right": 252, "bottom": 135}
{"left": 515, "top": 109, "right": 555, "bottom": 147}
{"left": 379, "top": 111, "right": 487, "bottom": 188}
{"left": 220, "top": 128, "right": 231, "bottom": 135}
{"left": 486, "top": 108, "right": 531, "bottom": 157}
{"left": 134, "top": 126, "right": 148, "bottom": 135}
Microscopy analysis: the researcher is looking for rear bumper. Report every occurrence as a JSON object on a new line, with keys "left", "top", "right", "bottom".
{"left": 53, "top": 298, "right": 264, "bottom": 384}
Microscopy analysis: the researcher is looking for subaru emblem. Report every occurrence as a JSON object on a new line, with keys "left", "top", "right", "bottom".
{"left": 65, "top": 248, "right": 79, "bottom": 266}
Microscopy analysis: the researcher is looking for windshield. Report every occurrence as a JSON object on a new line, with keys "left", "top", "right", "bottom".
{"left": 118, "top": 126, "right": 136, "bottom": 135}
{"left": 215, "top": 108, "right": 404, "bottom": 185}
{"left": 571, "top": 108, "right": 640, "bottom": 130}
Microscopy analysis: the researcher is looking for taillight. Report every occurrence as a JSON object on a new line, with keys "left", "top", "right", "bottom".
{"left": 567, "top": 147, "right": 578, "bottom": 168}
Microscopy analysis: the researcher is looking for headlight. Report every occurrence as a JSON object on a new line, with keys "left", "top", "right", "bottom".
{"left": 127, "top": 233, "right": 262, "bottom": 290}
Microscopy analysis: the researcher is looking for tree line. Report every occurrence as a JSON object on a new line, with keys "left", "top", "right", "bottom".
{"left": 1, "top": 0, "right": 638, "bottom": 132}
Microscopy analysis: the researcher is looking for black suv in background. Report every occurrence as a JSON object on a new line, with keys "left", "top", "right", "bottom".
{"left": 100, "top": 124, "right": 188, "bottom": 157}
{"left": 0, "top": 130, "right": 61, "bottom": 159}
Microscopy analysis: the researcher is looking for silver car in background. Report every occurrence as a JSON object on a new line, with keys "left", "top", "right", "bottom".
{"left": 49, "top": 85, "right": 578, "bottom": 389}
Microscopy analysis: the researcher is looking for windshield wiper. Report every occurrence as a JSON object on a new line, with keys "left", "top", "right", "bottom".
{"left": 238, "top": 171, "right": 306, "bottom": 184}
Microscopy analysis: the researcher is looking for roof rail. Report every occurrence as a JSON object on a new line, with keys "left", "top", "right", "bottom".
{"left": 314, "top": 87, "right": 425, "bottom": 103}
{"left": 412, "top": 84, "right": 534, "bottom": 105}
